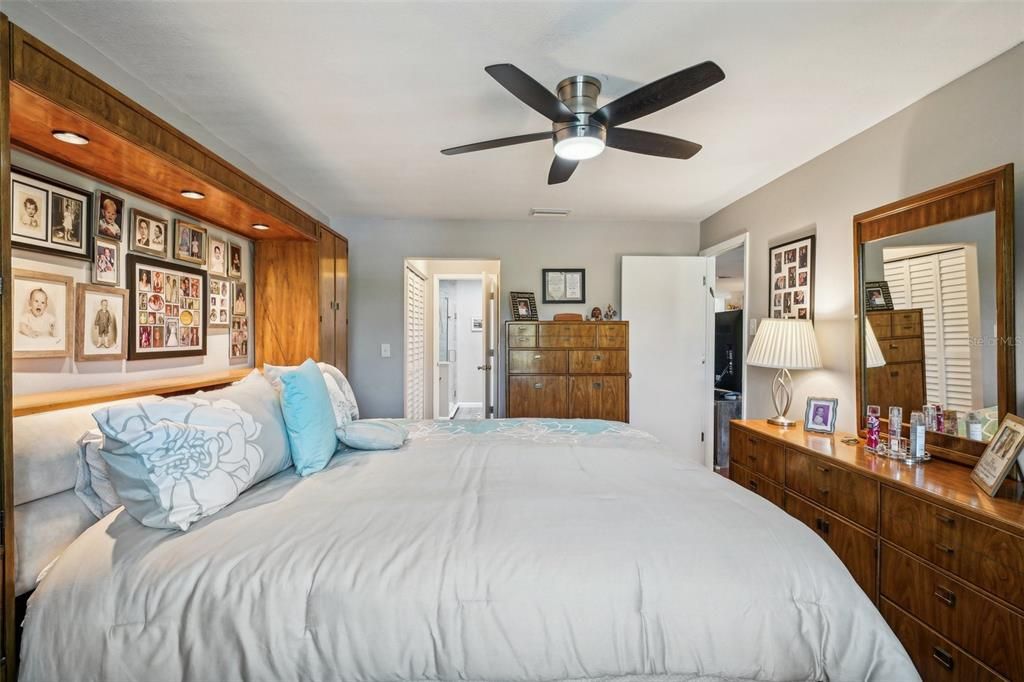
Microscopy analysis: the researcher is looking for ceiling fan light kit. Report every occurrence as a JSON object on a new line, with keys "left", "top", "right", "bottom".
{"left": 441, "top": 61, "right": 725, "bottom": 184}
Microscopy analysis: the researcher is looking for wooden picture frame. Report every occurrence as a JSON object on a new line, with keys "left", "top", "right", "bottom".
{"left": 208, "top": 277, "right": 231, "bottom": 328}
{"left": 863, "top": 280, "right": 894, "bottom": 311}
{"left": 769, "top": 235, "right": 815, "bottom": 320}
{"left": 970, "top": 413, "right": 1024, "bottom": 496}
{"left": 510, "top": 291, "right": 539, "bottom": 321}
{"left": 174, "top": 219, "right": 207, "bottom": 265}
{"left": 127, "top": 254, "right": 207, "bottom": 360}
{"left": 92, "top": 237, "right": 120, "bottom": 286}
{"left": 95, "top": 190, "right": 125, "bottom": 241}
{"left": 231, "top": 280, "right": 248, "bottom": 317}
{"left": 230, "top": 315, "right": 250, "bottom": 361}
{"left": 11, "top": 167, "right": 92, "bottom": 260}
{"left": 208, "top": 236, "right": 228, "bottom": 277}
{"left": 228, "top": 241, "right": 243, "bottom": 279}
{"left": 12, "top": 269, "right": 74, "bottom": 359}
{"left": 129, "top": 209, "right": 168, "bottom": 257}
{"left": 804, "top": 397, "right": 838, "bottom": 434}
{"left": 75, "top": 284, "right": 128, "bottom": 361}
{"left": 542, "top": 268, "right": 586, "bottom": 303}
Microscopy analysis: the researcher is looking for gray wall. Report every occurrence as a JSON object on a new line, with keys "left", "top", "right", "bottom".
{"left": 700, "top": 43, "right": 1024, "bottom": 433}
{"left": 341, "top": 218, "right": 700, "bottom": 418}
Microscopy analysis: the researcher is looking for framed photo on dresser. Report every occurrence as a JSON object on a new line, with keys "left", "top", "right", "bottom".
{"left": 127, "top": 254, "right": 207, "bottom": 360}
{"left": 510, "top": 291, "right": 538, "bottom": 321}
{"left": 769, "top": 235, "right": 814, "bottom": 320}
{"left": 970, "top": 413, "right": 1024, "bottom": 496}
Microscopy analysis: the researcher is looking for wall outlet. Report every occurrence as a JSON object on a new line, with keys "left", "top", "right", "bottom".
{"left": 381, "top": 343, "right": 391, "bottom": 358}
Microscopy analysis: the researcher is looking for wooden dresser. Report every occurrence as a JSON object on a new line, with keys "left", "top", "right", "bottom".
{"left": 505, "top": 321, "right": 629, "bottom": 421}
{"left": 730, "top": 419, "right": 1024, "bottom": 680}
{"left": 865, "top": 309, "right": 926, "bottom": 419}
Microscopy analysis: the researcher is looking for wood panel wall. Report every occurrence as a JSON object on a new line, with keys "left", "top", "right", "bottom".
{"left": 255, "top": 241, "right": 321, "bottom": 367}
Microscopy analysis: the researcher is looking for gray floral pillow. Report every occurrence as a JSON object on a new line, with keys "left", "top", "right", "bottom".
{"left": 93, "top": 374, "right": 290, "bottom": 531}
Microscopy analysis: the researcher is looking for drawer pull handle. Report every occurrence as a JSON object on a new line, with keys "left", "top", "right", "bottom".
{"left": 889, "top": 343, "right": 899, "bottom": 349}
{"left": 534, "top": 383, "right": 544, "bottom": 389}
{"left": 815, "top": 465, "right": 830, "bottom": 473}
{"left": 935, "top": 543, "right": 956, "bottom": 555}
{"left": 593, "top": 382, "right": 603, "bottom": 389}
{"left": 817, "top": 488, "right": 830, "bottom": 496}
{"left": 748, "top": 453, "right": 757, "bottom": 461}
{"left": 933, "top": 587, "right": 956, "bottom": 608}
{"left": 748, "top": 480, "right": 758, "bottom": 491}
{"left": 931, "top": 646, "right": 954, "bottom": 671}
{"left": 593, "top": 354, "right": 602, "bottom": 361}
{"left": 935, "top": 513, "right": 955, "bottom": 526}
{"left": 815, "top": 518, "right": 830, "bottom": 535}
{"left": 533, "top": 354, "right": 543, "bottom": 359}
{"left": 890, "top": 370, "right": 900, "bottom": 377}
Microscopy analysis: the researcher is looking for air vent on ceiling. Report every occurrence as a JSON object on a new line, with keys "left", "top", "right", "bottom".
{"left": 529, "top": 208, "right": 571, "bottom": 218}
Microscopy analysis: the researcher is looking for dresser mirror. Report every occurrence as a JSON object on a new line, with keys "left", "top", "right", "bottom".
{"left": 854, "top": 165, "right": 1015, "bottom": 464}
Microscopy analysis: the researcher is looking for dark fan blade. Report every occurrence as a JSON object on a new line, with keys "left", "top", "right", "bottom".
{"left": 605, "top": 128, "right": 702, "bottom": 159}
{"left": 591, "top": 61, "right": 725, "bottom": 127}
{"left": 548, "top": 156, "right": 578, "bottom": 185}
{"left": 441, "top": 132, "right": 551, "bottom": 155}
{"left": 485, "top": 64, "right": 577, "bottom": 123}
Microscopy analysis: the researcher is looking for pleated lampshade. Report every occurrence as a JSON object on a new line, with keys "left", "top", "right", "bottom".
{"left": 864, "top": 319, "right": 887, "bottom": 369}
{"left": 747, "top": 319, "right": 822, "bottom": 370}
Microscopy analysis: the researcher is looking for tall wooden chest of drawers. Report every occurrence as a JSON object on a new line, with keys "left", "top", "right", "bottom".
{"left": 865, "top": 308, "right": 926, "bottom": 419}
{"left": 505, "top": 321, "right": 629, "bottom": 422}
{"left": 730, "top": 419, "right": 1024, "bottom": 680}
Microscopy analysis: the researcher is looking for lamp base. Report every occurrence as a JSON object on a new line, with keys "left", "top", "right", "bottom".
{"left": 767, "top": 415, "right": 797, "bottom": 428}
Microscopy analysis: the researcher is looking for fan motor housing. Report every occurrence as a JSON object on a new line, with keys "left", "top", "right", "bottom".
{"left": 553, "top": 75, "right": 606, "bottom": 148}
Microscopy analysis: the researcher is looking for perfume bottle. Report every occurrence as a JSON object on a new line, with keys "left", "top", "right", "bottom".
{"left": 923, "top": 404, "right": 937, "bottom": 432}
{"left": 934, "top": 406, "right": 945, "bottom": 434}
{"left": 943, "top": 410, "right": 958, "bottom": 437}
{"left": 865, "top": 405, "right": 881, "bottom": 452}
{"left": 888, "top": 406, "right": 903, "bottom": 453}
{"left": 967, "top": 412, "right": 983, "bottom": 441}
{"left": 908, "top": 411, "right": 926, "bottom": 462}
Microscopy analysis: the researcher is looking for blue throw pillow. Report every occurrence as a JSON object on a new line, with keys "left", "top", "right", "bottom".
{"left": 336, "top": 420, "right": 408, "bottom": 450}
{"left": 279, "top": 359, "right": 337, "bottom": 476}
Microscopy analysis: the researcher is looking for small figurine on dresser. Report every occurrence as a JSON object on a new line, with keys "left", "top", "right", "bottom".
{"left": 590, "top": 307, "right": 602, "bottom": 321}
{"left": 603, "top": 304, "right": 618, "bottom": 320}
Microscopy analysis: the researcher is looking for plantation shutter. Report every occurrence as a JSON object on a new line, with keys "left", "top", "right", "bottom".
{"left": 405, "top": 266, "right": 426, "bottom": 419}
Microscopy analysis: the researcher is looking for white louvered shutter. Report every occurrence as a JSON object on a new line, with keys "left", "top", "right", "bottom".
{"left": 405, "top": 267, "right": 426, "bottom": 419}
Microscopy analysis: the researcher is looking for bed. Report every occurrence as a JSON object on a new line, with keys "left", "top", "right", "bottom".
{"left": 19, "top": 418, "right": 917, "bottom": 681}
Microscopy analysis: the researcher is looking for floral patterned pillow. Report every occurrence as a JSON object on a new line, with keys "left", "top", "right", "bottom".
{"left": 93, "top": 375, "right": 290, "bottom": 531}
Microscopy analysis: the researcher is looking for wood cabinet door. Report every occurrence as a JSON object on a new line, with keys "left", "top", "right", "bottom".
{"left": 508, "top": 376, "right": 567, "bottom": 418}
{"left": 318, "top": 230, "right": 336, "bottom": 366}
{"left": 569, "top": 375, "right": 626, "bottom": 421}
{"left": 333, "top": 235, "right": 348, "bottom": 374}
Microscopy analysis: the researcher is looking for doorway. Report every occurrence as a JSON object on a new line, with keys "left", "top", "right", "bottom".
{"left": 700, "top": 234, "right": 749, "bottom": 475}
{"left": 403, "top": 259, "right": 500, "bottom": 420}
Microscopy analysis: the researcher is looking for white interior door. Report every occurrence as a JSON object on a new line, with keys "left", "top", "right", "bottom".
{"left": 622, "top": 256, "right": 714, "bottom": 465}
{"left": 481, "top": 273, "right": 497, "bottom": 418}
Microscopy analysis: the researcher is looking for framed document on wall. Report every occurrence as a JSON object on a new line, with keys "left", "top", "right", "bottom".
{"left": 127, "top": 254, "right": 207, "bottom": 360}
{"left": 543, "top": 268, "right": 586, "bottom": 303}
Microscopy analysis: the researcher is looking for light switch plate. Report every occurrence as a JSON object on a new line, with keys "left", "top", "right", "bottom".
{"left": 749, "top": 318, "right": 759, "bottom": 336}
{"left": 381, "top": 343, "right": 391, "bottom": 358}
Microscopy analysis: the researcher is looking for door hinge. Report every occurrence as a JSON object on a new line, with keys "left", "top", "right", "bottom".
{"left": 702, "top": 275, "right": 706, "bottom": 286}
{"left": 488, "top": 406, "right": 495, "bottom": 415}
{"left": 0, "top": 274, "right": 4, "bottom": 296}
{"left": 700, "top": 432, "right": 705, "bottom": 443}
{"left": 488, "top": 349, "right": 495, "bottom": 357}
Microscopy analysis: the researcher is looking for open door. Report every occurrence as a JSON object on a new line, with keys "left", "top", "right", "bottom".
{"left": 481, "top": 273, "right": 498, "bottom": 418}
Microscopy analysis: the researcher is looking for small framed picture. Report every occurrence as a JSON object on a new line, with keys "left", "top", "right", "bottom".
{"left": 11, "top": 168, "right": 91, "bottom": 260}
{"left": 510, "top": 291, "right": 538, "bottom": 321}
{"left": 175, "top": 220, "right": 207, "bottom": 265}
{"left": 75, "top": 283, "right": 128, "bottom": 361}
{"left": 864, "top": 280, "right": 894, "bottom": 311}
{"left": 230, "top": 315, "right": 249, "bottom": 361}
{"left": 208, "top": 236, "right": 228, "bottom": 277}
{"left": 542, "top": 268, "right": 586, "bottom": 303}
{"left": 228, "top": 242, "right": 243, "bottom": 279}
{"left": 130, "top": 209, "right": 168, "bottom": 257}
{"left": 95, "top": 191, "right": 125, "bottom": 241}
{"left": 92, "top": 237, "right": 121, "bottom": 286}
{"left": 231, "top": 280, "right": 248, "bottom": 316}
{"left": 13, "top": 269, "right": 74, "bottom": 358}
{"left": 804, "top": 397, "right": 838, "bottom": 434}
{"left": 209, "top": 277, "right": 231, "bottom": 327}
{"left": 971, "top": 414, "right": 1024, "bottom": 496}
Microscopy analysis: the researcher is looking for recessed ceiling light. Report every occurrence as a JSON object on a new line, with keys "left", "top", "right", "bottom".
{"left": 529, "top": 208, "right": 571, "bottom": 218}
{"left": 52, "top": 130, "right": 89, "bottom": 145}
{"left": 180, "top": 190, "right": 205, "bottom": 200}
{"left": 251, "top": 223, "right": 270, "bottom": 231}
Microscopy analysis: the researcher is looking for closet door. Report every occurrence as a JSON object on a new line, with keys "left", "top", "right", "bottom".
{"left": 405, "top": 266, "right": 427, "bottom": 419}
{"left": 318, "top": 229, "right": 336, "bottom": 366}
{"left": 333, "top": 236, "right": 349, "bottom": 374}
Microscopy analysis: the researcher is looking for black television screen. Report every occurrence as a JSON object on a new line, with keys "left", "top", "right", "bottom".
{"left": 714, "top": 310, "right": 743, "bottom": 394}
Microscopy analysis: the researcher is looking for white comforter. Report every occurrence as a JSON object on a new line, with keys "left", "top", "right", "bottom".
{"left": 21, "top": 419, "right": 917, "bottom": 682}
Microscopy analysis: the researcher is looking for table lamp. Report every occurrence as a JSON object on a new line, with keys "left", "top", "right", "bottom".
{"left": 864, "top": 319, "right": 886, "bottom": 368}
{"left": 747, "top": 319, "right": 822, "bottom": 426}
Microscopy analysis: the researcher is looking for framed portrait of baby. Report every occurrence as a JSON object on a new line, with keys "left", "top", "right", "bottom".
{"left": 130, "top": 209, "right": 168, "bottom": 257}
{"left": 95, "top": 190, "right": 125, "bottom": 241}
{"left": 13, "top": 269, "right": 74, "bottom": 359}
{"left": 208, "top": 237, "right": 228, "bottom": 277}
{"left": 11, "top": 168, "right": 91, "bottom": 260}
{"left": 804, "top": 397, "right": 838, "bottom": 434}
{"left": 175, "top": 220, "right": 208, "bottom": 266}
{"left": 127, "top": 254, "right": 207, "bottom": 360}
{"left": 92, "top": 237, "right": 120, "bottom": 286}
{"left": 75, "top": 284, "right": 128, "bottom": 362}
{"left": 231, "top": 280, "right": 248, "bottom": 317}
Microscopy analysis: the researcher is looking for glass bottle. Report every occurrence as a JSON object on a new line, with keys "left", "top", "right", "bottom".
{"left": 908, "top": 411, "right": 926, "bottom": 461}
{"left": 966, "top": 412, "right": 983, "bottom": 441}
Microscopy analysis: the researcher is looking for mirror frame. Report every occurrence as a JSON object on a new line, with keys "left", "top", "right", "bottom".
{"left": 853, "top": 164, "right": 1015, "bottom": 465}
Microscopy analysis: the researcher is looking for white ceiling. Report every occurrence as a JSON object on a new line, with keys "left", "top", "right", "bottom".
{"left": 15, "top": 1, "right": 1024, "bottom": 223}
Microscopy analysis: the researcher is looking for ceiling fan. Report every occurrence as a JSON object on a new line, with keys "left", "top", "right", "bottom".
{"left": 441, "top": 61, "right": 725, "bottom": 185}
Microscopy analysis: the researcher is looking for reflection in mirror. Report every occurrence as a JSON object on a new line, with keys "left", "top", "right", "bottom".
{"left": 860, "top": 212, "right": 996, "bottom": 442}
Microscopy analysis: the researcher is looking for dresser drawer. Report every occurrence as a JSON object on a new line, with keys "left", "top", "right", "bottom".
{"left": 881, "top": 487, "right": 1024, "bottom": 606}
{"left": 568, "top": 375, "right": 626, "bottom": 422}
{"left": 867, "top": 312, "right": 892, "bottom": 338}
{"left": 881, "top": 545, "right": 1024, "bottom": 680}
{"left": 786, "top": 449, "right": 878, "bottom": 531}
{"left": 568, "top": 350, "right": 627, "bottom": 374}
{"left": 785, "top": 493, "right": 877, "bottom": 601}
{"left": 539, "top": 324, "right": 596, "bottom": 348}
{"left": 597, "top": 325, "right": 627, "bottom": 348}
{"left": 892, "top": 309, "right": 922, "bottom": 326}
{"left": 508, "top": 323, "right": 537, "bottom": 348}
{"left": 731, "top": 432, "right": 784, "bottom": 483}
{"left": 881, "top": 338, "right": 923, "bottom": 363}
{"left": 507, "top": 376, "right": 567, "bottom": 418}
{"left": 731, "top": 463, "right": 783, "bottom": 508}
{"left": 881, "top": 600, "right": 1004, "bottom": 681}
{"left": 892, "top": 319, "right": 923, "bottom": 338}
{"left": 508, "top": 350, "right": 567, "bottom": 374}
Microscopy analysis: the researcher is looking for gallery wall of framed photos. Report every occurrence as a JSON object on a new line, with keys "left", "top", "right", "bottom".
{"left": 10, "top": 149, "right": 254, "bottom": 395}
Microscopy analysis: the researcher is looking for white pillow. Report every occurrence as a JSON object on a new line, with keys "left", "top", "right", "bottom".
{"left": 74, "top": 429, "right": 122, "bottom": 519}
